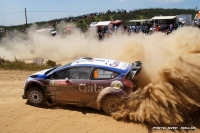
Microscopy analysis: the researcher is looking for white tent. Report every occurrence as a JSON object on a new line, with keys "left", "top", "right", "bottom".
{"left": 90, "top": 21, "right": 111, "bottom": 27}
{"left": 128, "top": 19, "right": 152, "bottom": 22}
{"left": 151, "top": 16, "right": 176, "bottom": 20}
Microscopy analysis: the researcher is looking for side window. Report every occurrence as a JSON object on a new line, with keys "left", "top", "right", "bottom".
{"left": 56, "top": 69, "right": 70, "bottom": 79}
{"left": 92, "top": 68, "right": 119, "bottom": 80}
{"left": 70, "top": 67, "right": 92, "bottom": 79}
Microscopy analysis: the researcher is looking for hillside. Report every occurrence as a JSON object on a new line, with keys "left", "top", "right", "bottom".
{"left": 2, "top": 8, "right": 198, "bottom": 31}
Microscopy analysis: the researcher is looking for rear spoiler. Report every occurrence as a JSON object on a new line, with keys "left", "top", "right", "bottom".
{"left": 131, "top": 61, "right": 142, "bottom": 75}
{"left": 125, "top": 61, "right": 142, "bottom": 80}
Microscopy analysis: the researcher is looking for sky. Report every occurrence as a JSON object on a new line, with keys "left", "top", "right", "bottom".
{"left": 0, "top": 0, "right": 200, "bottom": 26}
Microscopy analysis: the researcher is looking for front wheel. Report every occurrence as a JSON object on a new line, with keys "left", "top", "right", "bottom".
{"left": 27, "top": 87, "right": 45, "bottom": 107}
{"left": 101, "top": 95, "right": 122, "bottom": 115}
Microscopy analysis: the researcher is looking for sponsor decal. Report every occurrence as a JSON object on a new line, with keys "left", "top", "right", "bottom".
{"left": 50, "top": 80, "right": 55, "bottom": 85}
{"left": 95, "top": 59, "right": 105, "bottom": 62}
{"left": 49, "top": 91, "right": 62, "bottom": 95}
{"left": 121, "top": 63, "right": 128, "bottom": 69}
{"left": 94, "top": 70, "right": 98, "bottom": 78}
{"left": 50, "top": 80, "right": 71, "bottom": 86}
{"left": 90, "top": 59, "right": 105, "bottom": 62}
{"left": 90, "top": 59, "right": 95, "bottom": 62}
{"left": 111, "top": 80, "right": 123, "bottom": 90}
{"left": 79, "top": 84, "right": 104, "bottom": 93}
{"left": 94, "top": 69, "right": 114, "bottom": 79}
{"left": 110, "top": 61, "right": 120, "bottom": 67}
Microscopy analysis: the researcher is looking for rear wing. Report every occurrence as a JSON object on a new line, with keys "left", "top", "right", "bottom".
{"left": 126, "top": 61, "right": 142, "bottom": 80}
{"left": 131, "top": 61, "right": 142, "bottom": 75}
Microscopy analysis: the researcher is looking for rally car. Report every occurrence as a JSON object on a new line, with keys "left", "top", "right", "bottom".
{"left": 22, "top": 57, "right": 142, "bottom": 115}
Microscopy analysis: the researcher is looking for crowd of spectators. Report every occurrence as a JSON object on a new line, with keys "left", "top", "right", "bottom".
{"left": 193, "top": 20, "right": 200, "bottom": 28}
{"left": 94, "top": 21, "right": 189, "bottom": 40}
{"left": 1, "top": 18, "right": 200, "bottom": 42}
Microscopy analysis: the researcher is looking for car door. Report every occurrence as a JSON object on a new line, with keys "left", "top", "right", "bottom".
{"left": 48, "top": 67, "right": 92, "bottom": 104}
{"left": 89, "top": 68, "right": 120, "bottom": 101}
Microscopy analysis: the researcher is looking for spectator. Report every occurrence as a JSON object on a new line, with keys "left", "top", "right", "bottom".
{"left": 169, "top": 23, "right": 173, "bottom": 32}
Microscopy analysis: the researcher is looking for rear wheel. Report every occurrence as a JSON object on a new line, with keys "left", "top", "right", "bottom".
{"left": 27, "top": 87, "right": 45, "bottom": 107}
{"left": 101, "top": 95, "right": 122, "bottom": 115}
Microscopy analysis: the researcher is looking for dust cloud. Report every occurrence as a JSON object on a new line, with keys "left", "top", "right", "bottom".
{"left": 0, "top": 24, "right": 125, "bottom": 62}
{"left": 112, "top": 27, "right": 200, "bottom": 126}
{"left": 1, "top": 24, "right": 200, "bottom": 125}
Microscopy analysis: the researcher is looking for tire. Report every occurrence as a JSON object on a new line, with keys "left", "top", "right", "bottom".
{"left": 101, "top": 95, "right": 122, "bottom": 115}
{"left": 27, "top": 87, "right": 45, "bottom": 107}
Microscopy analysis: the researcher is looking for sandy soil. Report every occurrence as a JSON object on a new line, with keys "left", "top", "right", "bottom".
{"left": 0, "top": 70, "right": 199, "bottom": 133}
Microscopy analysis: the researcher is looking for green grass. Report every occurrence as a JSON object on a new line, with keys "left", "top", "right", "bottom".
{"left": 0, "top": 57, "right": 59, "bottom": 71}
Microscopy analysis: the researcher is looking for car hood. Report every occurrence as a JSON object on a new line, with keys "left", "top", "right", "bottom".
{"left": 30, "top": 68, "right": 54, "bottom": 79}
{"left": 32, "top": 68, "right": 52, "bottom": 75}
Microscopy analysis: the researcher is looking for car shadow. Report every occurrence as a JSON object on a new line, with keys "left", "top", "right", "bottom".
{"left": 26, "top": 101, "right": 106, "bottom": 116}
{"left": 52, "top": 104, "right": 106, "bottom": 116}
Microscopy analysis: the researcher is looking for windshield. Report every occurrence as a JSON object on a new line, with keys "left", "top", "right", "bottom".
{"left": 44, "top": 67, "right": 57, "bottom": 74}
{"left": 47, "top": 63, "right": 72, "bottom": 76}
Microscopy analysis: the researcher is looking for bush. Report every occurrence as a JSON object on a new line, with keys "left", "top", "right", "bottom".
{"left": 46, "top": 59, "right": 56, "bottom": 66}
{"left": 0, "top": 57, "right": 9, "bottom": 65}
{"left": 0, "top": 57, "right": 59, "bottom": 71}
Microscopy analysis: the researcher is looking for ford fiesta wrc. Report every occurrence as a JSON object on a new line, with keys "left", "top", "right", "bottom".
{"left": 22, "top": 57, "right": 142, "bottom": 115}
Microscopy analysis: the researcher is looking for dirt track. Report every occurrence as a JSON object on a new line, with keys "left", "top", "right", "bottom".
{"left": 0, "top": 70, "right": 199, "bottom": 133}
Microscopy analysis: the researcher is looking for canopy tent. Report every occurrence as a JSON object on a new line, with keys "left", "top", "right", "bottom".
{"left": 110, "top": 20, "right": 123, "bottom": 24}
{"left": 151, "top": 16, "right": 176, "bottom": 20}
{"left": 90, "top": 21, "right": 111, "bottom": 27}
{"left": 128, "top": 19, "right": 152, "bottom": 22}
